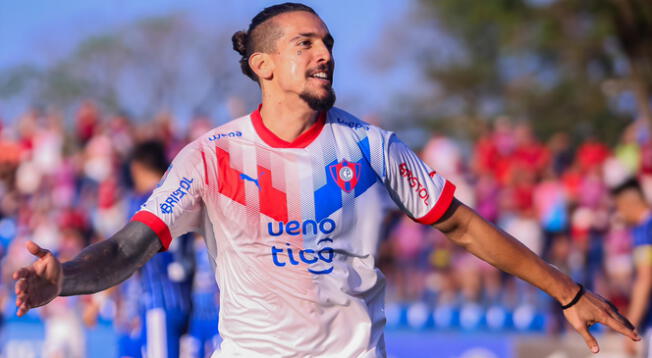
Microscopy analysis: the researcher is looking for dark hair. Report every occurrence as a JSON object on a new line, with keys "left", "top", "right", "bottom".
{"left": 129, "top": 140, "right": 169, "bottom": 175}
{"left": 232, "top": 3, "right": 318, "bottom": 82}
{"left": 611, "top": 177, "right": 644, "bottom": 197}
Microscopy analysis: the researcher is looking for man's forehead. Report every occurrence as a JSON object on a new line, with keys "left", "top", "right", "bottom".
{"left": 616, "top": 189, "right": 643, "bottom": 203}
{"left": 273, "top": 11, "right": 330, "bottom": 39}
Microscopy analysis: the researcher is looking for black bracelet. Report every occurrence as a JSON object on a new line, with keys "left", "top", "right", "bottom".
{"left": 561, "top": 283, "right": 585, "bottom": 310}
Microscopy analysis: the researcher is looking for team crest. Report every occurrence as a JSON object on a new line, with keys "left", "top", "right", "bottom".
{"left": 329, "top": 159, "right": 361, "bottom": 193}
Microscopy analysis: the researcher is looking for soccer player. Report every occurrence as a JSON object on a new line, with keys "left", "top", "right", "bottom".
{"left": 14, "top": 3, "right": 640, "bottom": 357}
{"left": 612, "top": 178, "right": 652, "bottom": 357}
{"left": 184, "top": 236, "right": 221, "bottom": 358}
{"left": 127, "top": 141, "right": 195, "bottom": 358}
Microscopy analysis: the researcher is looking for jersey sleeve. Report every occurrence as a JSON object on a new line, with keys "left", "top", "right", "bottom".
{"left": 130, "top": 141, "right": 206, "bottom": 250}
{"left": 634, "top": 245, "right": 652, "bottom": 266}
{"left": 633, "top": 220, "right": 652, "bottom": 266}
{"left": 382, "top": 134, "right": 456, "bottom": 225}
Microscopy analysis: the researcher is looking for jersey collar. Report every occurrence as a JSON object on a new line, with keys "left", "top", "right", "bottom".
{"left": 250, "top": 104, "right": 326, "bottom": 149}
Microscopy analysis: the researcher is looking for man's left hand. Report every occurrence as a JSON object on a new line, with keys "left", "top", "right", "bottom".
{"left": 563, "top": 290, "right": 640, "bottom": 354}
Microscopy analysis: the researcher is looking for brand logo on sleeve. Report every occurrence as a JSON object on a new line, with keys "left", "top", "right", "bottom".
{"left": 399, "top": 163, "right": 430, "bottom": 206}
{"left": 329, "top": 159, "right": 361, "bottom": 193}
{"left": 160, "top": 177, "right": 194, "bottom": 214}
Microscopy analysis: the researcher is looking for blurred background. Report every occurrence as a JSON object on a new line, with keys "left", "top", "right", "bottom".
{"left": 1, "top": 0, "right": 652, "bottom": 357}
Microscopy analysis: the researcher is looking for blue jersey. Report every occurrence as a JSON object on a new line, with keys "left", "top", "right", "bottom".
{"left": 187, "top": 238, "right": 220, "bottom": 358}
{"left": 631, "top": 214, "right": 652, "bottom": 329}
{"left": 129, "top": 192, "right": 194, "bottom": 312}
{"left": 191, "top": 238, "right": 219, "bottom": 320}
{"left": 115, "top": 275, "right": 142, "bottom": 332}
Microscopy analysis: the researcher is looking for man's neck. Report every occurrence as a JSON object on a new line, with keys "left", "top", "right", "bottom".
{"left": 259, "top": 96, "right": 320, "bottom": 143}
{"left": 135, "top": 172, "right": 163, "bottom": 195}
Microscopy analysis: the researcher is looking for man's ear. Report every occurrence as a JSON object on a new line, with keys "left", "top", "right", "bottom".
{"left": 249, "top": 52, "right": 274, "bottom": 80}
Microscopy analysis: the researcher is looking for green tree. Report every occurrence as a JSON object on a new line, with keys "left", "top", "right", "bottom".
{"left": 0, "top": 13, "right": 255, "bottom": 118}
{"left": 415, "top": 0, "right": 652, "bottom": 143}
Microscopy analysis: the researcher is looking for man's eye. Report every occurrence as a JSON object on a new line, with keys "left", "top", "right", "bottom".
{"left": 299, "top": 40, "right": 311, "bottom": 47}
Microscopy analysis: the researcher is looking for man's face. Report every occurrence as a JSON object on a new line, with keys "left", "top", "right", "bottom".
{"left": 614, "top": 190, "right": 644, "bottom": 225}
{"left": 267, "top": 11, "right": 335, "bottom": 111}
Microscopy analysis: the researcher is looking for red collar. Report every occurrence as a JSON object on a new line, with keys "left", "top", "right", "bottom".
{"left": 250, "top": 104, "right": 326, "bottom": 148}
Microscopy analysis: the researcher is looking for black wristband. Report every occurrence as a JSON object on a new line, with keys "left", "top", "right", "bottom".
{"left": 560, "top": 283, "right": 585, "bottom": 310}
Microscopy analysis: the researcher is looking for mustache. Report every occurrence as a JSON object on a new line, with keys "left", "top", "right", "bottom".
{"left": 306, "top": 64, "right": 333, "bottom": 78}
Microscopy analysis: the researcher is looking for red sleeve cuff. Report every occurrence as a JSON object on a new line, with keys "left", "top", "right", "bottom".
{"left": 131, "top": 211, "right": 172, "bottom": 251}
{"left": 414, "top": 180, "right": 456, "bottom": 225}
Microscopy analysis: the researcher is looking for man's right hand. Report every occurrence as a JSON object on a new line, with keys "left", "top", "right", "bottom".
{"left": 13, "top": 241, "right": 63, "bottom": 316}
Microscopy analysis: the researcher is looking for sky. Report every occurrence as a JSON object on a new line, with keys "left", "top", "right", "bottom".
{"left": 0, "top": 0, "right": 426, "bottom": 122}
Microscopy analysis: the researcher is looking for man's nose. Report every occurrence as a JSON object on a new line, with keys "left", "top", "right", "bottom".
{"left": 315, "top": 41, "right": 332, "bottom": 65}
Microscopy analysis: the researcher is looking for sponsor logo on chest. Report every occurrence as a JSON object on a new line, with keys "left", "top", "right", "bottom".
{"left": 267, "top": 218, "right": 337, "bottom": 275}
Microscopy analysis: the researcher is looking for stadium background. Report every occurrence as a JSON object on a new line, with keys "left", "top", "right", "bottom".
{"left": 1, "top": 0, "right": 652, "bottom": 357}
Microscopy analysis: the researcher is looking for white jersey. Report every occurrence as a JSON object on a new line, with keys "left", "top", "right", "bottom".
{"left": 132, "top": 106, "right": 455, "bottom": 357}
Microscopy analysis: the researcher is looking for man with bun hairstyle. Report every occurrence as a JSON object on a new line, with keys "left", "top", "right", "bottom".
{"left": 14, "top": 3, "right": 641, "bottom": 357}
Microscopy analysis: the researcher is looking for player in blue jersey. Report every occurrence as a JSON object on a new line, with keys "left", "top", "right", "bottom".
{"left": 184, "top": 236, "right": 220, "bottom": 358}
{"left": 128, "top": 141, "right": 195, "bottom": 358}
{"left": 612, "top": 178, "right": 652, "bottom": 357}
{"left": 15, "top": 3, "right": 641, "bottom": 356}
{"left": 113, "top": 276, "right": 143, "bottom": 358}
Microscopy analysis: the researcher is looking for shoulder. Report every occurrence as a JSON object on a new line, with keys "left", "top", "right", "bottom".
{"left": 167, "top": 116, "right": 252, "bottom": 164}
{"left": 633, "top": 216, "right": 652, "bottom": 246}
{"left": 194, "top": 115, "right": 251, "bottom": 147}
{"left": 327, "top": 107, "right": 392, "bottom": 140}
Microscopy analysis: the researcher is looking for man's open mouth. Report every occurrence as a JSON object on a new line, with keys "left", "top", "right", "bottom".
{"left": 309, "top": 71, "right": 331, "bottom": 83}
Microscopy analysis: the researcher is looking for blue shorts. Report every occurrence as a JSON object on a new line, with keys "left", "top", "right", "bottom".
{"left": 186, "top": 314, "right": 219, "bottom": 358}
{"left": 117, "top": 333, "right": 142, "bottom": 358}
{"left": 141, "top": 308, "right": 190, "bottom": 358}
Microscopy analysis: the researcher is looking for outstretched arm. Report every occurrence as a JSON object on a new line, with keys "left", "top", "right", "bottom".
{"left": 14, "top": 221, "right": 162, "bottom": 316}
{"left": 434, "top": 198, "right": 640, "bottom": 354}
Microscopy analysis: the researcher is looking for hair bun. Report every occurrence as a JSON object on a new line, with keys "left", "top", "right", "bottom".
{"left": 232, "top": 31, "right": 248, "bottom": 56}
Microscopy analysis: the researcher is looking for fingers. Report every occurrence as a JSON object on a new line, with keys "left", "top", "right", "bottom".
{"left": 567, "top": 291, "right": 640, "bottom": 353}
{"left": 14, "top": 268, "right": 31, "bottom": 316}
{"left": 12, "top": 267, "right": 30, "bottom": 281}
{"left": 600, "top": 302, "right": 641, "bottom": 341}
{"left": 15, "top": 280, "right": 30, "bottom": 317}
{"left": 603, "top": 313, "right": 641, "bottom": 341}
{"left": 16, "top": 301, "right": 30, "bottom": 317}
{"left": 15, "top": 276, "right": 27, "bottom": 295}
{"left": 605, "top": 300, "right": 636, "bottom": 331}
{"left": 14, "top": 268, "right": 30, "bottom": 300}
{"left": 577, "top": 326, "right": 600, "bottom": 354}
{"left": 26, "top": 241, "right": 49, "bottom": 259}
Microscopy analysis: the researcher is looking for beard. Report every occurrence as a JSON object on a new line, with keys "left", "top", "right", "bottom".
{"left": 299, "top": 86, "right": 336, "bottom": 112}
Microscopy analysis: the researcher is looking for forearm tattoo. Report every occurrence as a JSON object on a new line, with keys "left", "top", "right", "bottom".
{"left": 60, "top": 221, "right": 162, "bottom": 296}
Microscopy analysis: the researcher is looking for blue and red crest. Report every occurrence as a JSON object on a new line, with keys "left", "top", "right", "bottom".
{"left": 329, "top": 159, "right": 361, "bottom": 193}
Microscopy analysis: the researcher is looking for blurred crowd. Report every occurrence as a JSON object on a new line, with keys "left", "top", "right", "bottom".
{"left": 0, "top": 102, "right": 650, "bottom": 355}
{"left": 0, "top": 102, "right": 220, "bottom": 358}
{"left": 381, "top": 116, "right": 652, "bottom": 333}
